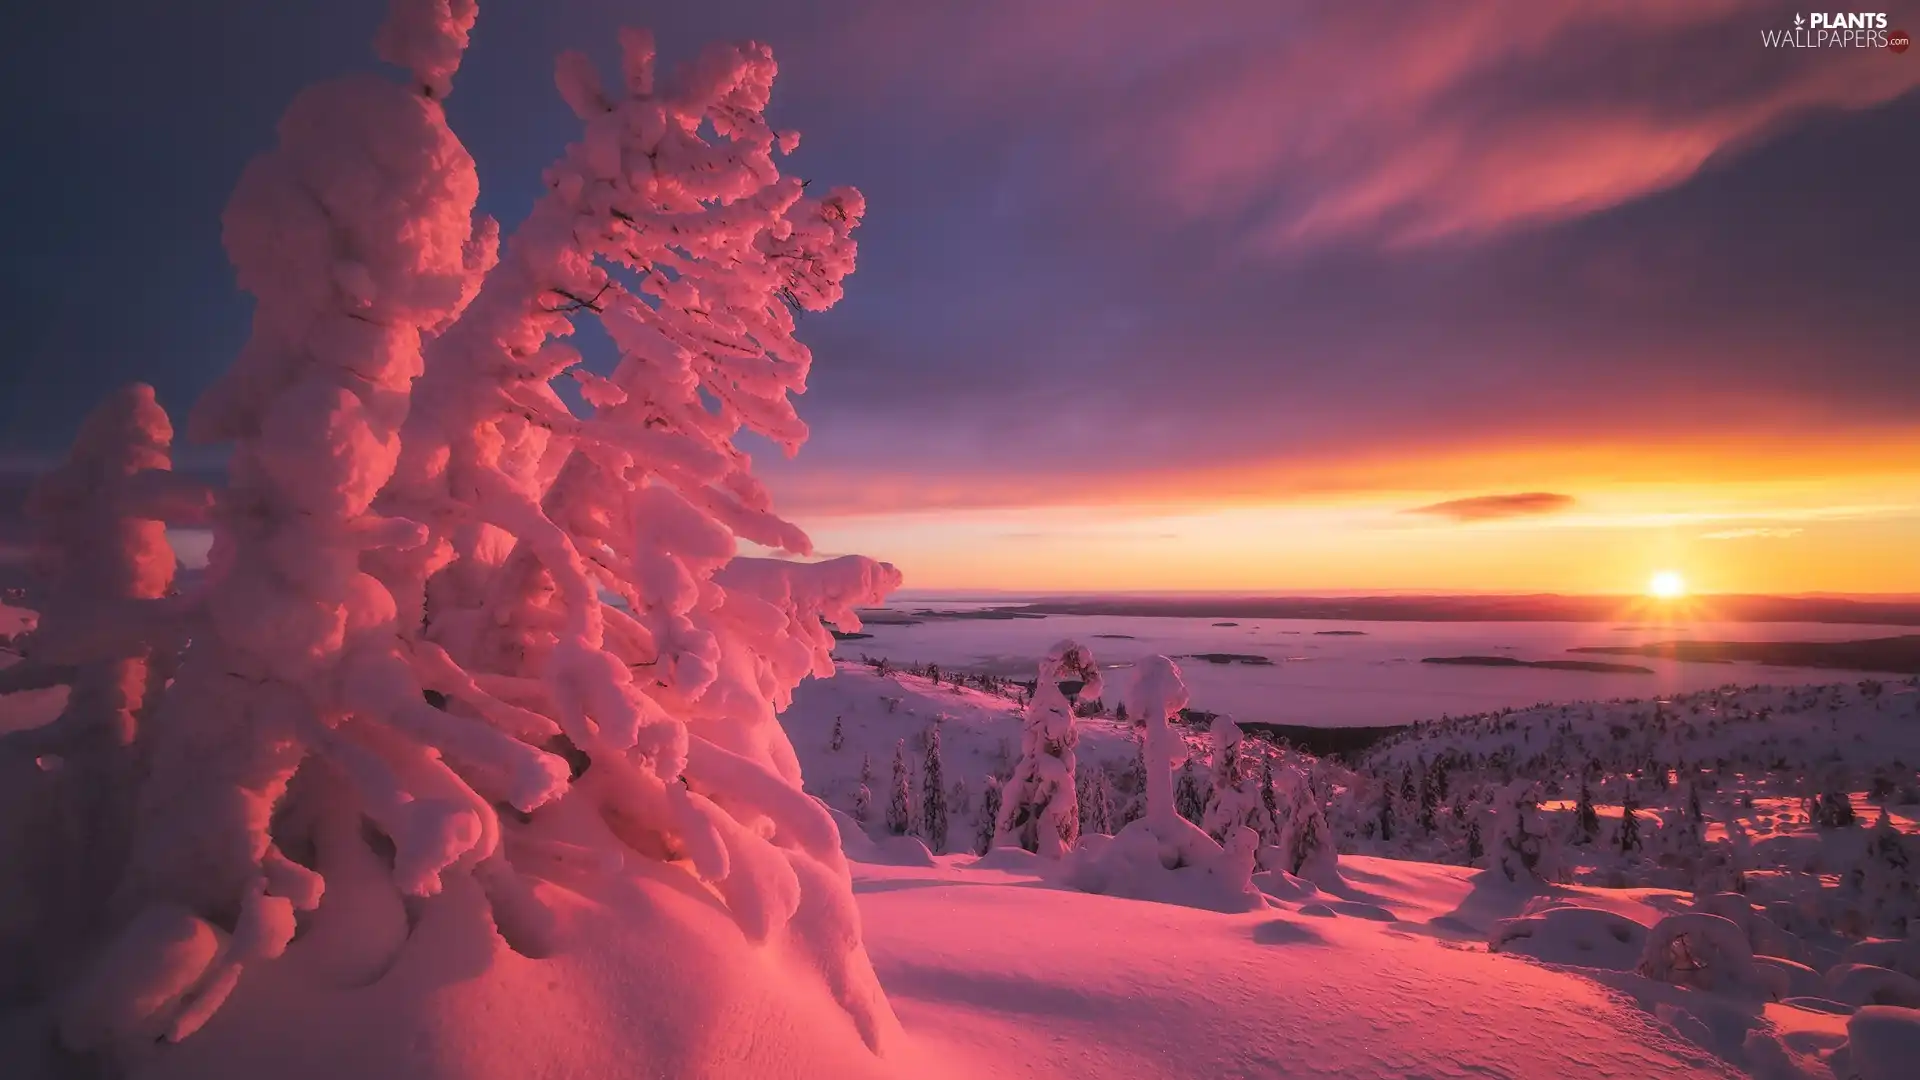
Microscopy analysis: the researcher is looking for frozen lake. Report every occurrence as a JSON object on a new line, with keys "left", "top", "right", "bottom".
{"left": 830, "top": 611, "right": 1913, "bottom": 728}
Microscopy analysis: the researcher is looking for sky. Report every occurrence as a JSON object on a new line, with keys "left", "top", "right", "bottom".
{"left": 1, "top": 0, "right": 1916, "bottom": 595}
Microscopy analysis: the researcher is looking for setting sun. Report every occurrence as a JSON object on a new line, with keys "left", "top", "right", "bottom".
{"left": 1648, "top": 570, "right": 1687, "bottom": 599}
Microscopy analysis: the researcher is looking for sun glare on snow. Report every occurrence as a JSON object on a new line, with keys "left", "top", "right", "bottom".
{"left": 1647, "top": 570, "right": 1687, "bottom": 599}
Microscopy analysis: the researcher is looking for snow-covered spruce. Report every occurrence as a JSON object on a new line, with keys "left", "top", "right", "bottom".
{"left": 1271, "top": 764, "right": 1339, "bottom": 885}
{"left": 1849, "top": 811, "right": 1918, "bottom": 937}
{"left": 8, "top": 1, "right": 905, "bottom": 1072}
{"left": 0, "top": 385, "right": 208, "bottom": 1008}
{"left": 1199, "top": 714, "right": 1274, "bottom": 851}
{"left": 887, "top": 740, "right": 911, "bottom": 836}
{"left": 993, "top": 640, "right": 1101, "bottom": 856}
{"left": 920, "top": 724, "right": 948, "bottom": 854}
{"left": 1487, "top": 780, "right": 1562, "bottom": 885}
{"left": 54, "top": 2, "right": 505, "bottom": 1054}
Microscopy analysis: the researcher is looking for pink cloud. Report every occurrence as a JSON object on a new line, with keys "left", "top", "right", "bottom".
{"left": 838, "top": 0, "right": 1919, "bottom": 248}
{"left": 1405, "top": 492, "right": 1578, "bottom": 522}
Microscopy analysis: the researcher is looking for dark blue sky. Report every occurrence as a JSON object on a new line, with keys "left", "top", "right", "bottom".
{"left": 2, "top": 1, "right": 1916, "bottom": 538}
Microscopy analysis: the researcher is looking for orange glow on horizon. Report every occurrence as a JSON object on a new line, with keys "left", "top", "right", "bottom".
{"left": 782, "top": 421, "right": 1920, "bottom": 595}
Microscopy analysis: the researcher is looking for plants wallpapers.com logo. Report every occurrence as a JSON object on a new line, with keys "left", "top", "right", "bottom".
{"left": 1762, "top": 12, "right": 1911, "bottom": 50}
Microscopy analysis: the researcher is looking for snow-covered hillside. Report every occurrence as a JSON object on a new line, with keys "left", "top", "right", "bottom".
{"left": 778, "top": 660, "right": 1920, "bottom": 1080}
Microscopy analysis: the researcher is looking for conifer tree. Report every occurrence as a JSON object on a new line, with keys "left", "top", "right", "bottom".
{"left": 1618, "top": 788, "right": 1641, "bottom": 853}
{"left": 993, "top": 641, "right": 1099, "bottom": 856}
{"left": 1575, "top": 774, "right": 1600, "bottom": 844}
{"left": 1418, "top": 770, "right": 1438, "bottom": 836}
{"left": 829, "top": 715, "right": 844, "bottom": 752}
{"left": 921, "top": 725, "right": 947, "bottom": 853}
{"left": 1259, "top": 755, "right": 1278, "bottom": 828}
{"left": 1175, "top": 758, "right": 1207, "bottom": 825}
{"left": 1378, "top": 781, "right": 1395, "bottom": 843}
{"left": 887, "top": 740, "right": 911, "bottom": 836}
{"left": 975, "top": 776, "right": 1002, "bottom": 855}
{"left": 1076, "top": 768, "right": 1114, "bottom": 837}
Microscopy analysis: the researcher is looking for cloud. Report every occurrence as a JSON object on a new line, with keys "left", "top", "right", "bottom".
{"left": 841, "top": 0, "right": 1920, "bottom": 249}
{"left": 1404, "top": 492, "right": 1577, "bottom": 522}
{"left": 1701, "top": 526, "right": 1804, "bottom": 540}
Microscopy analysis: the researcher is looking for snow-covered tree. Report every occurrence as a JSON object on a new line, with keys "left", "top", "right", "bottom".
{"left": 1077, "top": 766, "right": 1114, "bottom": 837}
{"left": 1573, "top": 773, "right": 1600, "bottom": 845}
{"left": 1175, "top": 758, "right": 1207, "bottom": 825}
{"left": 0, "top": 385, "right": 208, "bottom": 1005}
{"left": 1376, "top": 780, "right": 1396, "bottom": 844}
{"left": 829, "top": 715, "right": 844, "bottom": 752}
{"left": 1618, "top": 788, "right": 1642, "bottom": 853}
{"left": 1112, "top": 730, "right": 1150, "bottom": 828}
{"left": 58, "top": 6, "right": 528, "bottom": 1049}
{"left": 1273, "top": 765, "right": 1338, "bottom": 883}
{"left": 921, "top": 724, "right": 947, "bottom": 854}
{"left": 887, "top": 740, "right": 911, "bottom": 836}
{"left": 1062, "top": 656, "right": 1266, "bottom": 913}
{"left": 852, "top": 779, "right": 872, "bottom": 825}
{"left": 1417, "top": 768, "right": 1438, "bottom": 836}
{"left": 1489, "top": 780, "right": 1561, "bottom": 884}
{"left": 1849, "top": 811, "right": 1918, "bottom": 936}
{"left": 1201, "top": 715, "right": 1272, "bottom": 847}
{"left": 975, "top": 775, "right": 1002, "bottom": 855}
{"left": 993, "top": 640, "right": 1101, "bottom": 856}
{"left": 6, "top": 3, "right": 905, "bottom": 1065}
{"left": 1814, "top": 773, "right": 1857, "bottom": 828}
{"left": 1258, "top": 755, "right": 1278, "bottom": 828}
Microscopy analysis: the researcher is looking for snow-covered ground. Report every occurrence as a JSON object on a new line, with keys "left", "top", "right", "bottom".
{"left": 8, "top": 609, "right": 1917, "bottom": 1079}
{"left": 857, "top": 855, "right": 1739, "bottom": 1080}
{"left": 781, "top": 660, "right": 1920, "bottom": 1080}
{"left": 830, "top": 613, "right": 1916, "bottom": 727}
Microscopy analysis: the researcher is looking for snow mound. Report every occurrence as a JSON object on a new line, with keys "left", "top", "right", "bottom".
{"left": 111, "top": 870, "right": 897, "bottom": 1080}
{"left": 1638, "top": 913, "right": 1777, "bottom": 999}
{"left": 1491, "top": 906, "right": 1648, "bottom": 971}
{"left": 1065, "top": 818, "right": 1267, "bottom": 914}
{"left": 1843, "top": 1006, "right": 1920, "bottom": 1080}
{"left": 1826, "top": 964, "right": 1920, "bottom": 1008}
{"left": 1842, "top": 938, "right": 1920, "bottom": 981}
